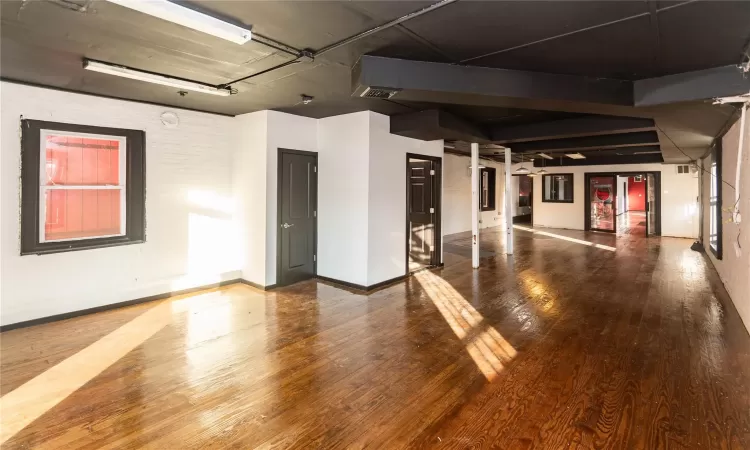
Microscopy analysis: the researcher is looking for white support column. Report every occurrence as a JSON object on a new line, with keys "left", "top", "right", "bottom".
{"left": 505, "top": 146, "right": 514, "bottom": 255}
{"left": 471, "top": 142, "right": 480, "bottom": 268}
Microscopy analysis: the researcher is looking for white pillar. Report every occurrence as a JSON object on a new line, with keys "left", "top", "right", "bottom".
{"left": 505, "top": 147, "right": 514, "bottom": 255}
{"left": 471, "top": 142, "right": 480, "bottom": 268}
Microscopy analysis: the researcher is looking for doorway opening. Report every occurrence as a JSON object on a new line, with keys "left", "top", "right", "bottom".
{"left": 406, "top": 154, "right": 442, "bottom": 274}
{"left": 512, "top": 174, "right": 533, "bottom": 225}
{"left": 277, "top": 148, "right": 318, "bottom": 287}
{"left": 585, "top": 172, "right": 660, "bottom": 236}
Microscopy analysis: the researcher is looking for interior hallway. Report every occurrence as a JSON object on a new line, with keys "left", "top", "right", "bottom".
{"left": 617, "top": 211, "right": 647, "bottom": 236}
{"left": 2, "top": 227, "right": 749, "bottom": 449}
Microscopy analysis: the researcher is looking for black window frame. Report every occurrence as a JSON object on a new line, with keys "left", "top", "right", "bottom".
{"left": 708, "top": 142, "right": 722, "bottom": 259}
{"left": 480, "top": 167, "right": 496, "bottom": 211}
{"left": 542, "top": 173, "right": 574, "bottom": 203}
{"left": 20, "top": 119, "right": 146, "bottom": 255}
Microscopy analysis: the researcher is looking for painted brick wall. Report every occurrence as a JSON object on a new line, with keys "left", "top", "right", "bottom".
{"left": 1, "top": 82, "right": 241, "bottom": 326}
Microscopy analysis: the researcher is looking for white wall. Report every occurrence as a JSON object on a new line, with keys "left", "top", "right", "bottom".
{"left": 265, "top": 111, "right": 319, "bottom": 286}
{"left": 0, "top": 84, "right": 444, "bottom": 325}
{"left": 530, "top": 163, "right": 699, "bottom": 238}
{"left": 1, "top": 82, "right": 241, "bottom": 326}
{"left": 237, "top": 110, "right": 443, "bottom": 288}
{"left": 368, "top": 112, "right": 443, "bottom": 285}
{"left": 233, "top": 111, "right": 268, "bottom": 286}
{"left": 443, "top": 153, "right": 505, "bottom": 236}
{"left": 317, "top": 112, "right": 370, "bottom": 286}
{"left": 702, "top": 114, "right": 750, "bottom": 333}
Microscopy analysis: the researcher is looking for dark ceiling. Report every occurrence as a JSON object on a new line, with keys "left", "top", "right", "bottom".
{"left": 2, "top": 0, "right": 749, "bottom": 164}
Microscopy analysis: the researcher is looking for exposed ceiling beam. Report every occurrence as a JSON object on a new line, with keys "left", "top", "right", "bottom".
{"left": 507, "top": 131, "right": 660, "bottom": 153}
{"left": 491, "top": 115, "right": 655, "bottom": 143}
{"left": 353, "top": 55, "right": 633, "bottom": 107}
{"left": 634, "top": 64, "right": 750, "bottom": 106}
{"left": 533, "top": 153, "right": 664, "bottom": 167}
{"left": 391, "top": 109, "right": 489, "bottom": 142}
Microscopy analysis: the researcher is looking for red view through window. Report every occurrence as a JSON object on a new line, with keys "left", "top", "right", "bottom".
{"left": 42, "top": 134, "right": 125, "bottom": 242}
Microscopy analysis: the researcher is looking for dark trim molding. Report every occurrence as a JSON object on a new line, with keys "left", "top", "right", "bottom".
{"left": 541, "top": 173, "right": 575, "bottom": 203}
{"left": 0, "top": 278, "right": 244, "bottom": 333}
{"left": 316, "top": 274, "right": 407, "bottom": 292}
{"left": 709, "top": 141, "right": 723, "bottom": 260}
{"left": 20, "top": 119, "right": 146, "bottom": 255}
{"left": 405, "top": 153, "right": 443, "bottom": 275}
{"left": 239, "top": 279, "right": 277, "bottom": 291}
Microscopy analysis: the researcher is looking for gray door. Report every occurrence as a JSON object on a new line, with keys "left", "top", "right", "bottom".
{"left": 278, "top": 150, "right": 317, "bottom": 286}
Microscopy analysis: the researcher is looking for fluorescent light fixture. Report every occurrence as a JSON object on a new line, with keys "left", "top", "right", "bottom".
{"left": 565, "top": 153, "right": 586, "bottom": 159}
{"left": 83, "top": 59, "right": 232, "bottom": 96}
{"left": 105, "top": 0, "right": 252, "bottom": 45}
{"left": 537, "top": 153, "right": 554, "bottom": 160}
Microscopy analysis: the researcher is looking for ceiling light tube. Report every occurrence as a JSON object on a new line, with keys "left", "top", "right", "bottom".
{"left": 83, "top": 59, "right": 232, "bottom": 96}
{"left": 537, "top": 153, "right": 554, "bottom": 160}
{"left": 565, "top": 153, "right": 587, "bottom": 159}
{"left": 105, "top": 0, "right": 252, "bottom": 45}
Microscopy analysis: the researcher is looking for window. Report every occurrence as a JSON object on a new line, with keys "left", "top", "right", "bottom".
{"left": 709, "top": 143, "right": 722, "bottom": 259}
{"left": 542, "top": 174, "right": 574, "bottom": 203}
{"left": 480, "top": 167, "right": 496, "bottom": 211}
{"left": 21, "top": 120, "right": 145, "bottom": 255}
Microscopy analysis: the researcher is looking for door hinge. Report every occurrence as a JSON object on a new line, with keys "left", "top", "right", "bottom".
{"left": 313, "top": 211, "right": 317, "bottom": 217}
{"left": 430, "top": 207, "right": 435, "bottom": 213}
{"left": 313, "top": 255, "right": 316, "bottom": 262}
{"left": 314, "top": 166, "right": 317, "bottom": 173}
{"left": 430, "top": 169, "right": 435, "bottom": 175}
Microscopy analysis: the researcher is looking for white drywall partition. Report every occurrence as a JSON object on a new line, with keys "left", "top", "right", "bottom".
{"left": 367, "top": 112, "right": 443, "bottom": 285}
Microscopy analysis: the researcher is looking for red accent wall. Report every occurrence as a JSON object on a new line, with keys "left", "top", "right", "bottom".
{"left": 627, "top": 176, "right": 646, "bottom": 211}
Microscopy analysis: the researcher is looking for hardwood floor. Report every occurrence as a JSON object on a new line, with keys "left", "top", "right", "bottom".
{"left": 2, "top": 226, "right": 750, "bottom": 449}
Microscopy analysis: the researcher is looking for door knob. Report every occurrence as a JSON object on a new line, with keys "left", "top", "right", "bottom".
{"left": 281, "top": 223, "right": 294, "bottom": 229}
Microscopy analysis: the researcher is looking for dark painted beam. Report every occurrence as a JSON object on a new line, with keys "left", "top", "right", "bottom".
{"left": 491, "top": 115, "right": 655, "bottom": 143}
{"left": 353, "top": 55, "right": 633, "bottom": 106}
{"left": 533, "top": 153, "right": 664, "bottom": 167}
{"left": 391, "top": 109, "right": 489, "bottom": 142}
{"left": 508, "top": 131, "right": 659, "bottom": 153}
{"left": 634, "top": 65, "right": 750, "bottom": 106}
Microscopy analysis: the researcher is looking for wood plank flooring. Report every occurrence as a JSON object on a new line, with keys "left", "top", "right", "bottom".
{"left": 2, "top": 226, "right": 749, "bottom": 449}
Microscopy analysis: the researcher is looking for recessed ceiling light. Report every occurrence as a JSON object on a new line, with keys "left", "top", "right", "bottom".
{"left": 537, "top": 153, "right": 554, "bottom": 160}
{"left": 565, "top": 153, "right": 586, "bottom": 159}
{"left": 83, "top": 59, "right": 233, "bottom": 96}
{"left": 105, "top": 0, "right": 252, "bottom": 45}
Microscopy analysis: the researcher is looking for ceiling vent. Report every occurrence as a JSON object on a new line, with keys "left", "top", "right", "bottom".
{"left": 676, "top": 164, "right": 691, "bottom": 174}
{"left": 359, "top": 86, "right": 401, "bottom": 99}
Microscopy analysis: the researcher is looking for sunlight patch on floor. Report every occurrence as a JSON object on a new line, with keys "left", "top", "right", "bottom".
{"left": 414, "top": 270, "right": 516, "bottom": 382}
{"left": 514, "top": 225, "right": 616, "bottom": 252}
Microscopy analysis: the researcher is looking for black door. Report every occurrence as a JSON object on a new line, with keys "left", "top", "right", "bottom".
{"left": 408, "top": 160, "right": 435, "bottom": 268}
{"left": 278, "top": 150, "right": 317, "bottom": 286}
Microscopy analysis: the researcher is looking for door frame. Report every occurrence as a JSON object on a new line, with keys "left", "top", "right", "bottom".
{"left": 584, "top": 171, "right": 661, "bottom": 235}
{"left": 405, "top": 153, "right": 442, "bottom": 275}
{"left": 276, "top": 148, "right": 318, "bottom": 287}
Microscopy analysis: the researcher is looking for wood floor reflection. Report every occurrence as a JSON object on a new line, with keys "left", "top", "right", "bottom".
{"left": 2, "top": 226, "right": 750, "bottom": 449}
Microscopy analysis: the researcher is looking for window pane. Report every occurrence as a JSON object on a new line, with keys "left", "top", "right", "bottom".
{"left": 44, "top": 189, "right": 122, "bottom": 241}
{"left": 45, "top": 135, "right": 121, "bottom": 186}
